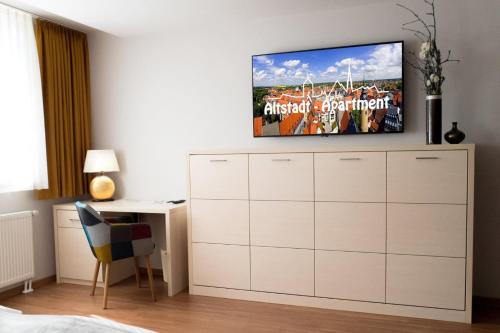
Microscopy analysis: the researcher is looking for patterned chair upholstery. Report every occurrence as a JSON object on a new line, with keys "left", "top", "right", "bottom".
{"left": 75, "top": 201, "right": 156, "bottom": 308}
{"left": 76, "top": 201, "right": 154, "bottom": 263}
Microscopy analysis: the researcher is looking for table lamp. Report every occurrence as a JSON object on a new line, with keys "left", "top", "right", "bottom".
{"left": 83, "top": 149, "right": 120, "bottom": 201}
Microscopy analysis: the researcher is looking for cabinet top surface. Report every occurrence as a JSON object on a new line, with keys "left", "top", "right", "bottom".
{"left": 188, "top": 144, "right": 474, "bottom": 155}
{"left": 54, "top": 199, "right": 186, "bottom": 213}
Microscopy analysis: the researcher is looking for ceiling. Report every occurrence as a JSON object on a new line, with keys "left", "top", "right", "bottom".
{"left": 3, "top": 0, "right": 393, "bottom": 37}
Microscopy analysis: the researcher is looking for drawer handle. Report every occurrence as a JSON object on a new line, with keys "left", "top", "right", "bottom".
{"left": 339, "top": 157, "right": 361, "bottom": 161}
{"left": 272, "top": 158, "right": 291, "bottom": 162}
{"left": 69, "top": 218, "right": 80, "bottom": 223}
{"left": 209, "top": 159, "right": 228, "bottom": 162}
{"left": 416, "top": 157, "right": 439, "bottom": 160}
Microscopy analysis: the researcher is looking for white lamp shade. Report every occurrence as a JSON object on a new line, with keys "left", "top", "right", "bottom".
{"left": 83, "top": 150, "right": 120, "bottom": 173}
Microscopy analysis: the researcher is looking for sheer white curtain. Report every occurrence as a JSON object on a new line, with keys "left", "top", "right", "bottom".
{"left": 0, "top": 4, "right": 48, "bottom": 193}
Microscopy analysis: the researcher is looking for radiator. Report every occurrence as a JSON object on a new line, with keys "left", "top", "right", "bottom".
{"left": 0, "top": 210, "right": 37, "bottom": 293}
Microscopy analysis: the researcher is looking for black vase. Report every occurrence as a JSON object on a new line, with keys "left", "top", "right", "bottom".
{"left": 444, "top": 122, "right": 465, "bottom": 144}
{"left": 426, "top": 95, "right": 442, "bottom": 144}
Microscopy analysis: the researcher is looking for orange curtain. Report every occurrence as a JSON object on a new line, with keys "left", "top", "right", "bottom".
{"left": 35, "top": 20, "right": 91, "bottom": 199}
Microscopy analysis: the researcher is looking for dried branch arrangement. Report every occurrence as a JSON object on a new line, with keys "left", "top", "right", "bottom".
{"left": 397, "top": 0, "right": 459, "bottom": 95}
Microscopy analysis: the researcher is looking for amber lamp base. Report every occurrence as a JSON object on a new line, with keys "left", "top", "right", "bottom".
{"left": 89, "top": 174, "right": 115, "bottom": 201}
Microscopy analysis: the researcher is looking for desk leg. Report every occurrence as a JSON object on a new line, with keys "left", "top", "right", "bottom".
{"left": 164, "top": 207, "right": 188, "bottom": 296}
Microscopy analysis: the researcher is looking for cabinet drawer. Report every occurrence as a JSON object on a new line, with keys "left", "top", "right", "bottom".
{"left": 57, "top": 210, "right": 82, "bottom": 228}
{"left": 386, "top": 255, "right": 465, "bottom": 310}
{"left": 315, "top": 251, "right": 385, "bottom": 302}
{"left": 250, "top": 201, "right": 313, "bottom": 249}
{"left": 387, "top": 150, "right": 467, "bottom": 204}
{"left": 58, "top": 227, "right": 100, "bottom": 280}
{"left": 314, "top": 152, "right": 386, "bottom": 202}
{"left": 192, "top": 243, "right": 250, "bottom": 290}
{"left": 191, "top": 199, "right": 249, "bottom": 245}
{"left": 251, "top": 247, "right": 314, "bottom": 296}
{"left": 387, "top": 204, "right": 466, "bottom": 257}
{"left": 315, "top": 202, "right": 385, "bottom": 253}
{"left": 190, "top": 154, "right": 248, "bottom": 199}
{"left": 249, "top": 153, "right": 313, "bottom": 201}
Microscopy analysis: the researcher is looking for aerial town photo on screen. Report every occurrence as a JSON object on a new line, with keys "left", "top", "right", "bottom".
{"left": 252, "top": 42, "right": 403, "bottom": 137}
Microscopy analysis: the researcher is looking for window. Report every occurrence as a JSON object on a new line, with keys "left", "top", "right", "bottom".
{"left": 0, "top": 5, "right": 48, "bottom": 193}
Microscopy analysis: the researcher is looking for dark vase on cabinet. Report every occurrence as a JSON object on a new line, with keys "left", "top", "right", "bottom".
{"left": 426, "top": 95, "right": 442, "bottom": 144}
{"left": 444, "top": 122, "right": 465, "bottom": 144}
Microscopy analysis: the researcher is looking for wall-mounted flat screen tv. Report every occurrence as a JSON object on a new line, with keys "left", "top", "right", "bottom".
{"left": 252, "top": 41, "right": 403, "bottom": 137}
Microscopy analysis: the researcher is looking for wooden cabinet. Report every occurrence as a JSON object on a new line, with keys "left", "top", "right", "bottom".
{"left": 387, "top": 203, "right": 466, "bottom": 257}
{"left": 57, "top": 210, "right": 82, "bottom": 228}
{"left": 249, "top": 153, "right": 313, "bottom": 201}
{"left": 315, "top": 202, "right": 385, "bottom": 253}
{"left": 386, "top": 255, "right": 465, "bottom": 310}
{"left": 250, "top": 201, "right": 313, "bottom": 249}
{"left": 193, "top": 243, "right": 250, "bottom": 290}
{"left": 387, "top": 150, "right": 467, "bottom": 204}
{"left": 188, "top": 145, "right": 474, "bottom": 323}
{"left": 190, "top": 154, "right": 248, "bottom": 199}
{"left": 58, "top": 227, "right": 102, "bottom": 281}
{"left": 251, "top": 246, "right": 314, "bottom": 296}
{"left": 314, "top": 152, "right": 386, "bottom": 202}
{"left": 53, "top": 208, "right": 134, "bottom": 287}
{"left": 191, "top": 199, "right": 249, "bottom": 245}
{"left": 315, "top": 250, "right": 385, "bottom": 302}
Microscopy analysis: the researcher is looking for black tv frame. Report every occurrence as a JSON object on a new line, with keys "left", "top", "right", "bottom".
{"left": 251, "top": 40, "right": 405, "bottom": 138}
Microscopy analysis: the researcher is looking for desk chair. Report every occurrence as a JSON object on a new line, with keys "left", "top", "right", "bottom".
{"left": 75, "top": 201, "right": 156, "bottom": 309}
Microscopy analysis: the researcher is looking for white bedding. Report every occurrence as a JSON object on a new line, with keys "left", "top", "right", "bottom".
{"left": 0, "top": 306, "right": 156, "bottom": 333}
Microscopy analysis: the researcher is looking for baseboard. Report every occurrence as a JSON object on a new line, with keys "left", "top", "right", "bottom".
{"left": 192, "top": 285, "right": 470, "bottom": 323}
{"left": 0, "top": 275, "right": 56, "bottom": 301}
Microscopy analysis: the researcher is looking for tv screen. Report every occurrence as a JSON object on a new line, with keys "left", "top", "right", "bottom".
{"left": 252, "top": 41, "right": 403, "bottom": 137}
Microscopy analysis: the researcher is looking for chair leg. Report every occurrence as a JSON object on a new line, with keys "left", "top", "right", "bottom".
{"left": 145, "top": 255, "right": 156, "bottom": 302}
{"left": 91, "top": 259, "right": 100, "bottom": 296}
{"left": 133, "top": 257, "right": 141, "bottom": 288}
{"left": 103, "top": 262, "right": 111, "bottom": 309}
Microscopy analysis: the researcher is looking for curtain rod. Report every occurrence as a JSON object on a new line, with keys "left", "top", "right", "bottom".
{"left": 0, "top": 1, "right": 86, "bottom": 34}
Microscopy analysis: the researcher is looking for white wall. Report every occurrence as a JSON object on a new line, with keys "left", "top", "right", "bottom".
{"left": 88, "top": 0, "right": 500, "bottom": 297}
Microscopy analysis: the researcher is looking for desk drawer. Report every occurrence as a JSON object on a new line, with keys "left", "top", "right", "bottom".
{"left": 249, "top": 153, "right": 313, "bottom": 201}
{"left": 315, "top": 152, "right": 386, "bottom": 202}
{"left": 57, "top": 210, "right": 82, "bottom": 228}
{"left": 190, "top": 154, "right": 248, "bottom": 199}
{"left": 387, "top": 150, "right": 467, "bottom": 204}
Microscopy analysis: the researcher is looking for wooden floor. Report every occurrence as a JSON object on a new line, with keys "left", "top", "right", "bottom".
{"left": 2, "top": 277, "right": 500, "bottom": 333}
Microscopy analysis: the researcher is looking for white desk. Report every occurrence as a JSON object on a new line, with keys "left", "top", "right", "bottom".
{"left": 53, "top": 199, "right": 188, "bottom": 296}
